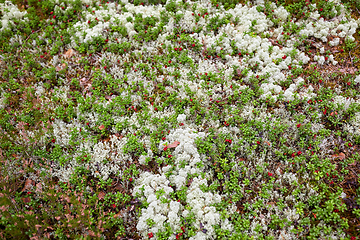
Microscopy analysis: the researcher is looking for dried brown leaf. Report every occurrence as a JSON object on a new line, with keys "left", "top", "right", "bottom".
{"left": 98, "top": 192, "right": 106, "bottom": 200}
{"left": 113, "top": 211, "right": 122, "bottom": 218}
{"left": 338, "top": 152, "right": 345, "bottom": 160}
{"left": 64, "top": 49, "right": 76, "bottom": 59}
{"left": 22, "top": 179, "right": 33, "bottom": 192}
{"left": 79, "top": 77, "right": 89, "bottom": 86}
{"left": 64, "top": 196, "right": 71, "bottom": 203}
{"left": 88, "top": 230, "right": 97, "bottom": 237}
{"left": 36, "top": 183, "right": 42, "bottom": 193}
{"left": 167, "top": 141, "right": 180, "bottom": 149}
{"left": 22, "top": 197, "right": 31, "bottom": 203}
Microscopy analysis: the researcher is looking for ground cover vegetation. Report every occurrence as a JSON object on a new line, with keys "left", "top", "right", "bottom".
{"left": 0, "top": 0, "right": 360, "bottom": 239}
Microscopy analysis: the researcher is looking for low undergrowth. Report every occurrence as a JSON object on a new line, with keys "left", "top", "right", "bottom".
{"left": 0, "top": 0, "right": 360, "bottom": 239}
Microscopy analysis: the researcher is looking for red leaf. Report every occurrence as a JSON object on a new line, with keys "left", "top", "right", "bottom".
{"left": 99, "top": 125, "right": 105, "bottom": 130}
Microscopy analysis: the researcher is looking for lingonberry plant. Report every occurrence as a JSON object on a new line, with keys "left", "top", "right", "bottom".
{"left": 0, "top": 0, "right": 360, "bottom": 239}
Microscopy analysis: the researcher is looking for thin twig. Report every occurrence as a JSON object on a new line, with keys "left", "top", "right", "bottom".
{"left": 308, "top": 17, "right": 318, "bottom": 22}
{"left": 349, "top": 51, "right": 353, "bottom": 68}
{"left": 18, "top": 29, "right": 42, "bottom": 53}
{"left": 350, "top": 168, "right": 359, "bottom": 178}
{"left": 356, "top": 6, "right": 360, "bottom": 15}
{"left": 348, "top": 42, "right": 360, "bottom": 68}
